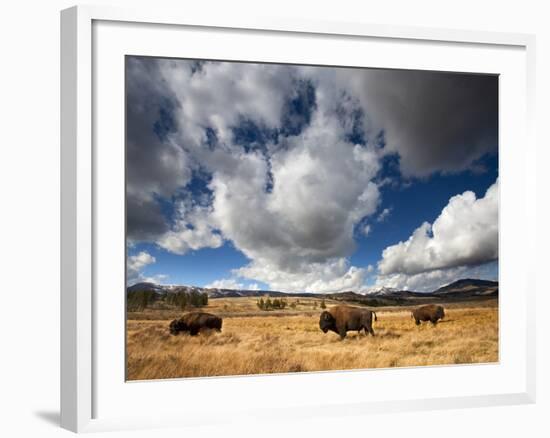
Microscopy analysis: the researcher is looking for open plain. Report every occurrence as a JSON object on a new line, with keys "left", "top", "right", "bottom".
{"left": 126, "top": 296, "right": 498, "bottom": 380}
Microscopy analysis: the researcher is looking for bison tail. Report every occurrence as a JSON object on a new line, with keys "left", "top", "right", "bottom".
{"left": 373, "top": 311, "right": 377, "bottom": 322}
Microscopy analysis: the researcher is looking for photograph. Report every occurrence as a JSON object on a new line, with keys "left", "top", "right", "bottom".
{"left": 125, "top": 56, "right": 499, "bottom": 381}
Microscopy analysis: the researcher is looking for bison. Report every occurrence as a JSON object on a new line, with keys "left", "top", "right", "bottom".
{"left": 169, "top": 312, "right": 223, "bottom": 336}
{"left": 411, "top": 304, "right": 445, "bottom": 326}
{"left": 319, "top": 305, "right": 377, "bottom": 339}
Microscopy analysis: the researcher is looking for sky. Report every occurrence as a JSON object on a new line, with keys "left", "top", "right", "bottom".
{"left": 126, "top": 56, "right": 499, "bottom": 293}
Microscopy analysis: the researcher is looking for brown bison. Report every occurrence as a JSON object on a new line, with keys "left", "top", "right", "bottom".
{"left": 319, "top": 305, "right": 377, "bottom": 339}
{"left": 169, "top": 312, "right": 222, "bottom": 336}
{"left": 411, "top": 304, "right": 445, "bottom": 326}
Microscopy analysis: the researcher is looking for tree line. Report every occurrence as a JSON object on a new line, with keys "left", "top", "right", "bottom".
{"left": 166, "top": 290, "right": 209, "bottom": 309}
{"left": 256, "top": 297, "right": 327, "bottom": 311}
{"left": 127, "top": 290, "right": 209, "bottom": 312}
{"left": 256, "top": 297, "right": 287, "bottom": 310}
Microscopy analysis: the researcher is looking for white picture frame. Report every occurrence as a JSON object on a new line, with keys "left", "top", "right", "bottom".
{"left": 60, "top": 4, "right": 536, "bottom": 433}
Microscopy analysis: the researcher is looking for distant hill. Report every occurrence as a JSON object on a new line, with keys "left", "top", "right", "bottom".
{"left": 434, "top": 278, "right": 498, "bottom": 294}
{"left": 127, "top": 278, "right": 498, "bottom": 307}
{"left": 127, "top": 282, "right": 168, "bottom": 294}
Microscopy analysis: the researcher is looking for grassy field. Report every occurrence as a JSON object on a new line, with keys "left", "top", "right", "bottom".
{"left": 126, "top": 297, "right": 498, "bottom": 380}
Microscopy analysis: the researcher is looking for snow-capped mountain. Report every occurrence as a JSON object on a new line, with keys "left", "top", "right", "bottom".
{"left": 364, "top": 286, "right": 400, "bottom": 296}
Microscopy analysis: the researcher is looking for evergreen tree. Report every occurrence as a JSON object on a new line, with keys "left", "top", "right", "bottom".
{"left": 257, "top": 298, "right": 265, "bottom": 310}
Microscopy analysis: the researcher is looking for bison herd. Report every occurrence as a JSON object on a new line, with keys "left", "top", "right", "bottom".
{"left": 168, "top": 303, "right": 446, "bottom": 339}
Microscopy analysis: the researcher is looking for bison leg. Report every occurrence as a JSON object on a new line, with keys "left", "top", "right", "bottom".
{"left": 189, "top": 328, "right": 199, "bottom": 336}
{"left": 431, "top": 318, "right": 438, "bottom": 325}
{"left": 415, "top": 319, "right": 421, "bottom": 326}
{"left": 338, "top": 328, "right": 347, "bottom": 340}
{"left": 368, "top": 326, "right": 375, "bottom": 336}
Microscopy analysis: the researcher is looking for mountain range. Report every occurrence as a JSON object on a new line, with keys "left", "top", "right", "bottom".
{"left": 127, "top": 278, "right": 498, "bottom": 306}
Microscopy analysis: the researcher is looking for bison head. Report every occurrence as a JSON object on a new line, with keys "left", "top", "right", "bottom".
{"left": 169, "top": 318, "right": 188, "bottom": 335}
{"left": 319, "top": 311, "right": 335, "bottom": 333}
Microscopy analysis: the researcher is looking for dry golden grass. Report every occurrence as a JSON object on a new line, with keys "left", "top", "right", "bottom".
{"left": 126, "top": 298, "right": 498, "bottom": 380}
{"left": 127, "top": 296, "right": 340, "bottom": 320}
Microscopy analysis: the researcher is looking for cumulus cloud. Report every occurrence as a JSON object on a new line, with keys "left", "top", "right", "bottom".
{"left": 374, "top": 261, "right": 498, "bottom": 292}
{"left": 157, "top": 201, "right": 222, "bottom": 255}
{"left": 200, "top": 85, "right": 380, "bottom": 292}
{"left": 208, "top": 108, "right": 380, "bottom": 273}
{"left": 235, "top": 258, "right": 367, "bottom": 293}
{"left": 204, "top": 278, "right": 245, "bottom": 290}
{"left": 204, "top": 278, "right": 263, "bottom": 291}
{"left": 376, "top": 207, "right": 392, "bottom": 223}
{"left": 127, "top": 251, "right": 157, "bottom": 284}
{"left": 378, "top": 180, "right": 499, "bottom": 277}
{"left": 376, "top": 266, "right": 468, "bottom": 292}
{"left": 160, "top": 59, "right": 296, "bottom": 144}
{"left": 142, "top": 274, "right": 169, "bottom": 284}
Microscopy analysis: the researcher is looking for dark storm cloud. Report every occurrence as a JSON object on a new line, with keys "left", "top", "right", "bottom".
{"left": 352, "top": 70, "right": 498, "bottom": 177}
{"left": 126, "top": 196, "right": 168, "bottom": 241}
{"left": 126, "top": 57, "right": 192, "bottom": 241}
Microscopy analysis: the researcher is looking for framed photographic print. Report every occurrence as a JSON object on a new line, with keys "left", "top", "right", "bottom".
{"left": 61, "top": 5, "right": 536, "bottom": 433}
